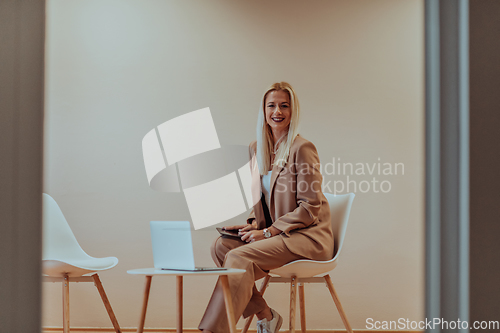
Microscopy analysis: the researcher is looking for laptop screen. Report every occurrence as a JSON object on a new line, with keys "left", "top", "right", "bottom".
{"left": 150, "top": 221, "right": 196, "bottom": 270}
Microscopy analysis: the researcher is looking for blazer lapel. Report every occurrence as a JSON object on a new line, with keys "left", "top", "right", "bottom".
{"left": 268, "top": 134, "right": 299, "bottom": 219}
{"left": 269, "top": 164, "right": 284, "bottom": 218}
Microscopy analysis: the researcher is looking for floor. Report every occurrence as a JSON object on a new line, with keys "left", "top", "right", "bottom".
{"left": 43, "top": 329, "right": 209, "bottom": 333}
{"left": 43, "top": 329, "right": 259, "bottom": 333}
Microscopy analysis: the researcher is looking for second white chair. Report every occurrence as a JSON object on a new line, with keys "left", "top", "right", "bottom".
{"left": 241, "top": 192, "right": 355, "bottom": 333}
{"left": 42, "top": 193, "right": 121, "bottom": 333}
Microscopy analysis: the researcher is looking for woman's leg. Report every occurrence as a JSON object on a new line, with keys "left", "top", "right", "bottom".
{"left": 211, "top": 236, "right": 246, "bottom": 267}
{"left": 198, "top": 236, "right": 305, "bottom": 333}
{"left": 210, "top": 236, "right": 271, "bottom": 320}
{"left": 200, "top": 236, "right": 246, "bottom": 333}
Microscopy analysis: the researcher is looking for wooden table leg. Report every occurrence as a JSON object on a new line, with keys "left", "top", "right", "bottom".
{"left": 290, "top": 276, "right": 297, "bottom": 333}
{"left": 299, "top": 283, "right": 306, "bottom": 333}
{"left": 220, "top": 275, "right": 237, "bottom": 333}
{"left": 137, "top": 276, "right": 152, "bottom": 333}
{"left": 92, "top": 274, "right": 122, "bottom": 333}
{"left": 177, "top": 276, "right": 183, "bottom": 333}
{"left": 63, "top": 274, "right": 70, "bottom": 333}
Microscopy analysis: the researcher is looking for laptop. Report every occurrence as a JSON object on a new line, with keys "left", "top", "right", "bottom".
{"left": 150, "top": 221, "right": 227, "bottom": 271}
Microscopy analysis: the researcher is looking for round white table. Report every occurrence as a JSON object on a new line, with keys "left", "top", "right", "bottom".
{"left": 127, "top": 268, "right": 246, "bottom": 333}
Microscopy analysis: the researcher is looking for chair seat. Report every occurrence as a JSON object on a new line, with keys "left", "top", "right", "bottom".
{"left": 269, "top": 258, "right": 338, "bottom": 278}
{"left": 43, "top": 256, "right": 118, "bottom": 277}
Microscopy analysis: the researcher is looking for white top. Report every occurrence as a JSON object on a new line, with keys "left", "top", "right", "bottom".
{"left": 127, "top": 268, "right": 246, "bottom": 276}
{"left": 261, "top": 171, "right": 272, "bottom": 209}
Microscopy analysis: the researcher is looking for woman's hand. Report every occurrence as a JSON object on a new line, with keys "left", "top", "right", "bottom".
{"left": 240, "top": 229, "right": 265, "bottom": 243}
{"left": 223, "top": 220, "right": 258, "bottom": 235}
{"left": 240, "top": 226, "right": 282, "bottom": 243}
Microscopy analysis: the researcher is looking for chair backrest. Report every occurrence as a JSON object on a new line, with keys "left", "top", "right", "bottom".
{"left": 324, "top": 193, "right": 355, "bottom": 260}
{"left": 42, "top": 193, "right": 87, "bottom": 260}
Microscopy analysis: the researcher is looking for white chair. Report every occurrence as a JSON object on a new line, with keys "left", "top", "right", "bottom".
{"left": 242, "top": 193, "right": 355, "bottom": 333}
{"left": 42, "top": 193, "right": 121, "bottom": 333}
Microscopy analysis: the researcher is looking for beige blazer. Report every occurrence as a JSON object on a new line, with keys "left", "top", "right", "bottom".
{"left": 246, "top": 134, "right": 334, "bottom": 261}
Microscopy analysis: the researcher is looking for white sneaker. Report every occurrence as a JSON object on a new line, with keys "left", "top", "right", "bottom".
{"left": 256, "top": 308, "right": 283, "bottom": 333}
{"left": 256, "top": 320, "right": 265, "bottom": 333}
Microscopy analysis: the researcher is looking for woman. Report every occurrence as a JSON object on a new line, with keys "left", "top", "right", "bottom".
{"left": 199, "top": 82, "right": 333, "bottom": 333}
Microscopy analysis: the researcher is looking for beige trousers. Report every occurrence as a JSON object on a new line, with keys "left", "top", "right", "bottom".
{"left": 198, "top": 235, "right": 306, "bottom": 333}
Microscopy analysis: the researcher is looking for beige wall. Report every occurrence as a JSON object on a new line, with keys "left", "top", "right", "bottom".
{"left": 43, "top": 0, "right": 424, "bottom": 329}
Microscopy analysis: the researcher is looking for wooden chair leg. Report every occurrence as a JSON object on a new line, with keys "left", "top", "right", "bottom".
{"left": 289, "top": 276, "right": 297, "bottom": 333}
{"left": 92, "top": 274, "right": 122, "bottom": 333}
{"left": 241, "top": 275, "right": 271, "bottom": 333}
{"left": 220, "top": 275, "right": 237, "bottom": 333}
{"left": 137, "top": 276, "right": 152, "bottom": 333}
{"left": 62, "top": 274, "right": 70, "bottom": 333}
{"left": 176, "top": 276, "right": 183, "bottom": 333}
{"left": 324, "top": 275, "right": 353, "bottom": 333}
{"left": 299, "top": 283, "right": 306, "bottom": 333}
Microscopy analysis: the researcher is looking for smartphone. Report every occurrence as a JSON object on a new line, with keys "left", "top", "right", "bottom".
{"left": 216, "top": 227, "right": 241, "bottom": 238}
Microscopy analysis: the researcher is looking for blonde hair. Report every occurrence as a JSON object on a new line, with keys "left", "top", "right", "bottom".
{"left": 256, "top": 82, "right": 300, "bottom": 175}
